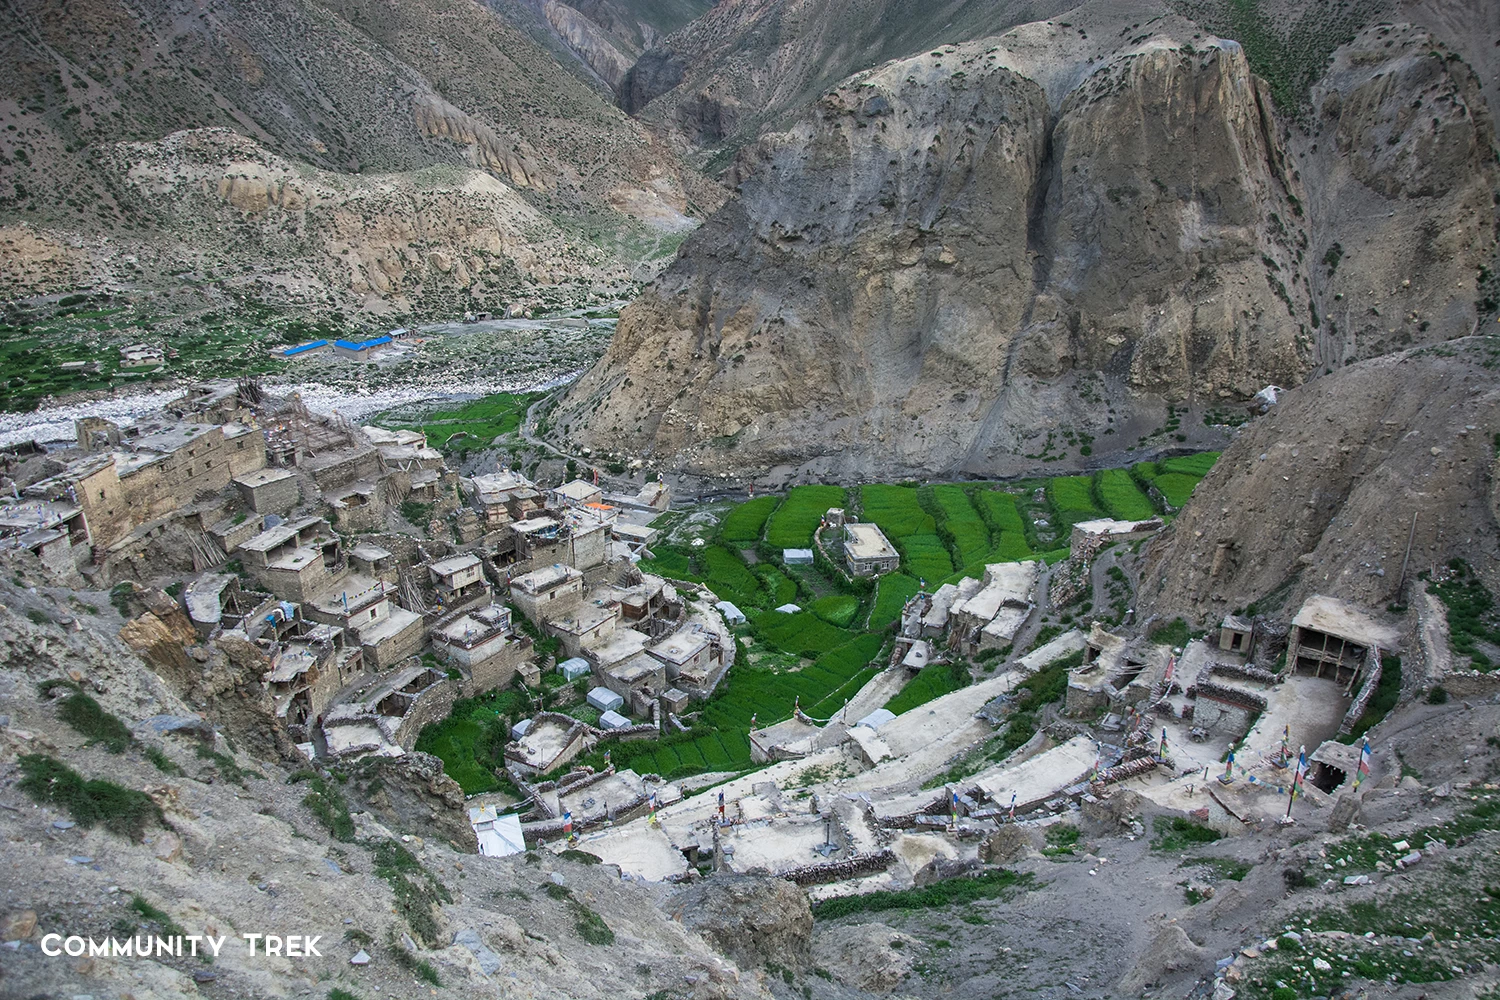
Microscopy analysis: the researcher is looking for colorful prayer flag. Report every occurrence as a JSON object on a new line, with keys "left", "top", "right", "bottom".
{"left": 1353, "top": 738, "right": 1371, "bottom": 789}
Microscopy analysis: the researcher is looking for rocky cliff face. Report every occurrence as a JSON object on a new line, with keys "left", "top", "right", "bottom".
{"left": 556, "top": 16, "right": 1499, "bottom": 480}
{"left": 1297, "top": 23, "right": 1500, "bottom": 363}
{"left": 1137, "top": 337, "right": 1500, "bottom": 623}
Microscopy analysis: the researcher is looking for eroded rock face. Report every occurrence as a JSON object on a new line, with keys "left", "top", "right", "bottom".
{"left": 1298, "top": 24, "right": 1499, "bottom": 362}
{"left": 811, "top": 923, "right": 917, "bottom": 993}
{"left": 559, "top": 36, "right": 1319, "bottom": 478}
{"left": 1137, "top": 338, "right": 1500, "bottom": 623}
{"left": 345, "top": 751, "right": 476, "bottom": 850}
{"left": 669, "top": 875, "right": 813, "bottom": 971}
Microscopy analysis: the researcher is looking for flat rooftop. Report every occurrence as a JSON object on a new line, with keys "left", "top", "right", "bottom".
{"left": 233, "top": 468, "right": 296, "bottom": 488}
{"left": 650, "top": 627, "right": 710, "bottom": 664}
{"left": 513, "top": 718, "right": 578, "bottom": 768}
{"left": 957, "top": 561, "right": 1040, "bottom": 621}
{"left": 1293, "top": 594, "right": 1402, "bottom": 649}
{"left": 608, "top": 653, "right": 661, "bottom": 684}
{"left": 586, "top": 628, "right": 649, "bottom": 666}
{"left": 844, "top": 522, "right": 897, "bottom": 561}
{"left": 429, "top": 553, "right": 482, "bottom": 576}
{"left": 973, "top": 733, "right": 1098, "bottom": 811}
{"left": 511, "top": 563, "right": 582, "bottom": 594}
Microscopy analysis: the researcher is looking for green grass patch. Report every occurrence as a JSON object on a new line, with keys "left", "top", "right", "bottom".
{"left": 1183, "top": 856, "right": 1252, "bottom": 881}
{"left": 129, "top": 894, "right": 185, "bottom": 938}
{"left": 55, "top": 691, "right": 134, "bottom": 753}
{"left": 1045, "top": 475, "right": 1101, "bottom": 528}
{"left": 861, "top": 485, "right": 936, "bottom": 538}
{"left": 1150, "top": 472, "right": 1202, "bottom": 508}
{"left": 414, "top": 689, "right": 525, "bottom": 794}
{"left": 700, "top": 545, "right": 766, "bottom": 609}
{"left": 930, "top": 485, "right": 990, "bottom": 568}
{"left": 1427, "top": 559, "right": 1500, "bottom": 670}
{"left": 899, "top": 533, "right": 954, "bottom": 583}
{"left": 376, "top": 391, "right": 541, "bottom": 454}
{"left": 869, "top": 572, "right": 920, "bottom": 629}
{"left": 756, "top": 610, "right": 857, "bottom": 657}
{"left": 1152, "top": 816, "right": 1222, "bottom": 851}
{"left": 765, "top": 486, "right": 846, "bottom": 548}
{"left": 1341, "top": 655, "right": 1402, "bottom": 742}
{"left": 17, "top": 753, "right": 163, "bottom": 840}
{"left": 1160, "top": 452, "right": 1219, "bottom": 478}
{"left": 720, "top": 496, "right": 780, "bottom": 545}
{"left": 1149, "top": 617, "right": 1191, "bottom": 649}
{"left": 884, "top": 660, "right": 969, "bottom": 715}
{"left": 811, "top": 869, "right": 1034, "bottom": 919}
{"left": 1096, "top": 469, "right": 1155, "bottom": 521}
{"left": 372, "top": 839, "right": 452, "bottom": 948}
{"left": 296, "top": 772, "right": 355, "bottom": 841}
{"left": 811, "top": 594, "right": 860, "bottom": 628}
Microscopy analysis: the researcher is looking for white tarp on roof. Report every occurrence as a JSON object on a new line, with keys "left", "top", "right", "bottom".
{"left": 469, "top": 806, "right": 525, "bottom": 857}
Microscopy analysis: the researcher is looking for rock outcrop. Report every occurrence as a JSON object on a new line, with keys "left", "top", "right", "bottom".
{"left": 1137, "top": 337, "right": 1500, "bottom": 623}
{"left": 557, "top": 20, "right": 1498, "bottom": 480}
{"left": 669, "top": 875, "right": 814, "bottom": 970}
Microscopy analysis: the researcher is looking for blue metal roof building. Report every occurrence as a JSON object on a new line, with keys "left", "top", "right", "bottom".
{"left": 282, "top": 339, "right": 328, "bottom": 357}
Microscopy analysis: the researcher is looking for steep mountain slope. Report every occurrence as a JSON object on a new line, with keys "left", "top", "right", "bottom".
{"left": 0, "top": 0, "right": 711, "bottom": 316}
{"left": 497, "top": 0, "right": 716, "bottom": 90}
{"left": 1137, "top": 336, "right": 1500, "bottom": 623}
{"left": 555, "top": 11, "right": 1498, "bottom": 480}
{"left": 617, "top": 0, "right": 1076, "bottom": 152}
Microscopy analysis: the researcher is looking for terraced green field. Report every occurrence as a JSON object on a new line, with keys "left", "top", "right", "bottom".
{"left": 720, "top": 496, "right": 781, "bottom": 545}
{"left": 765, "top": 486, "right": 846, "bottom": 548}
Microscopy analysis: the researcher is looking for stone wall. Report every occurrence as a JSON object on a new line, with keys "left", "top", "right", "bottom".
{"left": 392, "top": 676, "right": 461, "bottom": 749}
{"left": 462, "top": 636, "right": 534, "bottom": 696}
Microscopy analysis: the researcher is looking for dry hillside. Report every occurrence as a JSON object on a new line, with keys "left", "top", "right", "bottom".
{"left": 1138, "top": 336, "right": 1500, "bottom": 625}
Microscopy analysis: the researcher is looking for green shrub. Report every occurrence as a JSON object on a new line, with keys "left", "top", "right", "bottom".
{"left": 56, "top": 692, "right": 133, "bottom": 753}
{"left": 1152, "top": 816, "right": 1222, "bottom": 851}
{"left": 1428, "top": 560, "right": 1500, "bottom": 671}
{"left": 373, "top": 840, "right": 452, "bottom": 947}
{"left": 1341, "top": 655, "right": 1401, "bottom": 742}
{"left": 1149, "top": 618, "right": 1191, "bottom": 649}
{"left": 300, "top": 775, "right": 355, "bottom": 841}
{"left": 17, "top": 754, "right": 163, "bottom": 840}
{"left": 811, "top": 870, "right": 1033, "bottom": 919}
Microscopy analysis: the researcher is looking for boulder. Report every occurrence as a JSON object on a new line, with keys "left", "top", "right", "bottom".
{"left": 0, "top": 910, "right": 38, "bottom": 941}
{"left": 669, "top": 876, "right": 812, "bottom": 970}
{"left": 811, "top": 923, "right": 916, "bottom": 993}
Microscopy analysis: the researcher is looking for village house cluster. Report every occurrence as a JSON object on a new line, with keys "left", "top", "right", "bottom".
{"left": 547, "top": 504, "right": 1409, "bottom": 889}
{"left": 0, "top": 379, "right": 733, "bottom": 779}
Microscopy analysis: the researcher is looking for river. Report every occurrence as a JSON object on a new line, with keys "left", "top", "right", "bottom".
{"left": 0, "top": 369, "right": 582, "bottom": 449}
